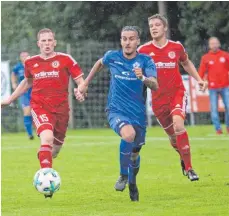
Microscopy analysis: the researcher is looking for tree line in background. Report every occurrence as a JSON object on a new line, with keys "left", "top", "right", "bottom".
{"left": 1, "top": 1, "right": 229, "bottom": 66}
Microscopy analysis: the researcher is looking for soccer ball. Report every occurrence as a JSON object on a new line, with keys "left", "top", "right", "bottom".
{"left": 33, "top": 168, "right": 61, "bottom": 195}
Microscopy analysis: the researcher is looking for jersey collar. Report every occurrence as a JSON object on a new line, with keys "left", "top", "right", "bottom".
{"left": 39, "top": 52, "right": 57, "bottom": 60}
{"left": 209, "top": 49, "right": 221, "bottom": 54}
{"left": 152, "top": 39, "right": 169, "bottom": 49}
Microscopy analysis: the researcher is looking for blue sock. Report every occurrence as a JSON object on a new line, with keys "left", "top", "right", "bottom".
{"left": 24, "top": 116, "right": 33, "bottom": 136}
{"left": 119, "top": 139, "right": 132, "bottom": 176}
{"left": 128, "top": 154, "right": 140, "bottom": 184}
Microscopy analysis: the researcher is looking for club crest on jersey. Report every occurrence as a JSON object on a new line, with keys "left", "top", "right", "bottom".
{"left": 133, "top": 62, "right": 140, "bottom": 68}
{"left": 52, "top": 61, "right": 60, "bottom": 68}
{"left": 219, "top": 57, "right": 225, "bottom": 63}
{"left": 168, "top": 51, "right": 176, "bottom": 59}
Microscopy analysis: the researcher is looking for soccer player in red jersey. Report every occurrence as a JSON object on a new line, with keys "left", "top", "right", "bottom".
{"left": 2, "top": 28, "right": 85, "bottom": 192}
{"left": 138, "top": 14, "right": 207, "bottom": 181}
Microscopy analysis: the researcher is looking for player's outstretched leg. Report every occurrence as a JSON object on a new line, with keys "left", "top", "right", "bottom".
{"left": 128, "top": 148, "right": 140, "bottom": 201}
{"left": 38, "top": 130, "right": 53, "bottom": 168}
{"left": 38, "top": 130, "right": 55, "bottom": 198}
{"left": 115, "top": 139, "right": 131, "bottom": 191}
{"left": 168, "top": 134, "right": 186, "bottom": 176}
{"left": 173, "top": 115, "right": 199, "bottom": 181}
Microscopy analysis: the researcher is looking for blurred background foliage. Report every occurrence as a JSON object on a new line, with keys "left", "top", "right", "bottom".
{"left": 2, "top": 1, "right": 229, "bottom": 65}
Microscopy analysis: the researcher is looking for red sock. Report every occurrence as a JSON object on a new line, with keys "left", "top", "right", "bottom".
{"left": 170, "top": 140, "right": 182, "bottom": 160}
{"left": 169, "top": 135, "right": 182, "bottom": 159}
{"left": 176, "top": 131, "right": 192, "bottom": 171}
{"left": 38, "top": 144, "right": 52, "bottom": 168}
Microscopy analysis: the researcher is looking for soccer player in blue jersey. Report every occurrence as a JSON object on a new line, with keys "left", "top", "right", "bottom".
{"left": 11, "top": 51, "right": 34, "bottom": 140}
{"left": 75, "top": 26, "right": 158, "bottom": 201}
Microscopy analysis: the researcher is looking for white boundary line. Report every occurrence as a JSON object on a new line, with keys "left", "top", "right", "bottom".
{"left": 2, "top": 135, "right": 229, "bottom": 141}
{"left": 2, "top": 136, "right": 229, "bottom": 151}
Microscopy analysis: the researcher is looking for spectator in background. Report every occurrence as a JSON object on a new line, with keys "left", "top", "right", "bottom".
{"left": 199, "top": 37, "right": 229, "bottom": 135}
{"left": 11, "top": 51, "right": 34, "bottom": 140}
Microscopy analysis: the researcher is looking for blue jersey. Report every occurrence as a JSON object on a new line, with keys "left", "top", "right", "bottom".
{"left": 102, "top": 50, "right": 157, "bottom": 126}
{"left": 12, "top": 62, "right": 25, "bottom": 83}
{"left": 12, "top": 62, "right": 32, "bottom": 107}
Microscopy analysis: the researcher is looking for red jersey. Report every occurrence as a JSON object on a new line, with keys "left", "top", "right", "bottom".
{"left": 138, "top": 40, "right": 188, "bottom": 101}
{"left": 198, "top": 49, "right": 229, "bottom": 89}
{"left": 24, "top": 52, "right": 83, "bottom": 110}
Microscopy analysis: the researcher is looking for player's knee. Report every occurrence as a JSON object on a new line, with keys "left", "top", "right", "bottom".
{"left": 40, "top": 130, "right": 54, "bottom": 145}
{"left": 44, "top": 136, "right": 54, "bottom": 145}
{"left": 120, "top": 126, "right": 136, "bottom": 143}
{"left": 173, "top": 124, "right": 185, "bottom": 134}
{"left": 122, "top": 131, "right": 136, "bottom": 143}
{"left": 23, "top": 106, "right": 31, "bottom": 116}
{"left": 173, "top": 116, "right": 185, "bottom": 134}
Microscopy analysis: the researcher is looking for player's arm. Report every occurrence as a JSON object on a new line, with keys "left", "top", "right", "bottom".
{"left": 76, "top": 50, "right": 111, "bottom": 99}
{"left": 74, "top": 59, "right": 104, "bottom": 102}
{"left": 178, "top": 44, "right": 207, "bottom": 92}
{"left": 180, "top": 59, "right": 207, "bottom": 91}
{"left": 143, "top": 77, "right": 158, "bottom": 90}
{"left": 78, "top": 58, "right": 104, "bottom": 94}
{"left": 134, "top": 67, "right": 158, "bottom": 90}
{"left": 73, "top": 76, "right": 86, "bottom": 102}
{"left": 134, "top": 58, "right": 158, "bottom": 90}
{"left": 1, "top": 78, "right": 33, "bottom": 107}
{"left": 198, "top": 56, "right": 207, "bottom": 81}
{"left": 11, "top": 72, "right": 18, "bottom": 90}
{"left": 85, "top": 58, "right": 104, "bottom": 86}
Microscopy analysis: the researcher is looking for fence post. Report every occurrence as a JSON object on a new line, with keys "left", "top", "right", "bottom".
{"left": 67, "top": 43, "right": 74, "bottom": 129}
{"left": 190, "top": 112, "right": 195, "bottom": 126}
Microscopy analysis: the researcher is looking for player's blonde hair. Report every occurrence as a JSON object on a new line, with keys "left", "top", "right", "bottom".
{"left": 148, "top": 14, "right": 168, "bottom": 27}
{"left": 37, "top": 28, "right": 55, "bottom": 40}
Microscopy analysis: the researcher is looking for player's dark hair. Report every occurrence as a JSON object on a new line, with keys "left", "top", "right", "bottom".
{"left": 121, "top": 26, "right": 141, "bottom": 38}
{"left": 37, "top": 28, "right": 55, "bottom": 40}
{"left": 148, "top": 14, "right": 168, "bottom": 27}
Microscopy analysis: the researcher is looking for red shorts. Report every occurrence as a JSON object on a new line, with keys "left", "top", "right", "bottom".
{"left": 31, "top": 104, "right": 69, "bottom": 145}
{"left": 153, "top": 89, "right": 187, "bottom": 136}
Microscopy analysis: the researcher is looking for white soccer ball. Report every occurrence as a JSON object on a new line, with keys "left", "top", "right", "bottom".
{"left": 33, "top": 168, "right": 61, "bottom": 195}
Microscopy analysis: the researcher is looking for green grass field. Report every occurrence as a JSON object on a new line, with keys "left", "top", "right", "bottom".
{"left": 2, "top": 125, "right": 229, "bottom": 216}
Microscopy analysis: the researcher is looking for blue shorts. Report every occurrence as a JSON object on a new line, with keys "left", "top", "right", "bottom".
{"left": 107, "top": 112, "right": 146, "bottom": 148}
{"left": 19, "top": 88, "right": 32, "bottom": 108}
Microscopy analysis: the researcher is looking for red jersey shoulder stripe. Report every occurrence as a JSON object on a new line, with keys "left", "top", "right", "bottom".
{"left": 57, "top": 52, "right": 78, "bottom": 64}
{"left": 138, "top": 41, "right": 152, "bottom": 51}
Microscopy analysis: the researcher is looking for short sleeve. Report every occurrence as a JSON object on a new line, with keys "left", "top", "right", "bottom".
{"left": 144, "top": 58, "right": 157, "bottom": 78}
{"left": 24, "top": 60, "right": 32, "bottom": 78}
{"left": 66, "top": 55, "right": 84, "bottom": 80}
{"left": 102, "top": 50, "right": 113, "bottom": 66}
{"left": 178, "top": 42, "right": 188, "bottom": 62}
{"left": 12, "top": 64, "right": 18, "bottom": 75}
